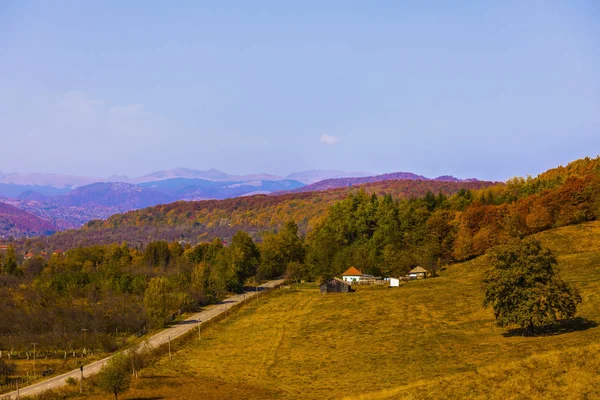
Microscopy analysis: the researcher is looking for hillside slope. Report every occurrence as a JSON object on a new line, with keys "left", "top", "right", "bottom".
{"left": 76, "top": 222, "right": 600, "bottom": 399}
{"left": 0, "top": 202, "right": 56, "bottom": 237}
{"left": 58, "top": 182, "right": 171, "bottom": 208}
{"left": 138, "top": 177, "right": 304, "bottom": 200}
{"left": 37, "top": 179, "right": 496, "bottom": 250}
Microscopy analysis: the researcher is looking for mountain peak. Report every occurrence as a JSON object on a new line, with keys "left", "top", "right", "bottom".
{"left": 135, "top": 168, "right": 230, "bottom": 183}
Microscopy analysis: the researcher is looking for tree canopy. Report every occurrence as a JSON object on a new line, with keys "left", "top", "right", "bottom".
{"left": 483, "top": 239, "right": 582, "bottom": 335}
{"left": 98, "top": 352, "right": 131, "bottom": 400}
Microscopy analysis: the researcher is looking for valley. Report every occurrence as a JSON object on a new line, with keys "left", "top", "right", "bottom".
{"left": 25, "top": 222, "right": 600, "bottom": 399}
{"left": 2, "top": 3, "right": 599, "bottom": 398}
{"left": 0, "top": 156, "right": 598, "bottom": 399}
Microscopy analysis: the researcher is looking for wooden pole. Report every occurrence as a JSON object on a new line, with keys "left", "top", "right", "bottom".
{"left": 79, "top": 366, "right": 83, "bottom": 394}
{"left": 31, "top": 343, "right": 38, "bottom": 378}
{"left": 197, "top": 320, "right": 201, "bottom": 340}
{"left": 16, "top": 379, "right": 20, "bottom": 400}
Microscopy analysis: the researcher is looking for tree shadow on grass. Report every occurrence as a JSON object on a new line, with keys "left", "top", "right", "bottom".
{"left": 502, "top": 317, "right": 598, "bottom": 337}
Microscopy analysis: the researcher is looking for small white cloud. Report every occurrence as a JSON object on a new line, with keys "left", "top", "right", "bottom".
{"left": 320, "top": 134, "right": 341, "bottom": 145}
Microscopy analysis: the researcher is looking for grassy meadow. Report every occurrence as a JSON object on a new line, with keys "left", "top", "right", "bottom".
{"left": 76, "top": 222, "right": 600, "bottom": 399}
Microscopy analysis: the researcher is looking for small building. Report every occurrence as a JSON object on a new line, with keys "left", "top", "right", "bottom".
{"left": 389, "top": 277, "right": 400, "bottom": 287}
{"left": 408, "top": 266, "right": 429, "bottom": 280}
{"left": 342, "top": 267, "right": 364, "bottom": 283}
{"left": 320, "top": 278, "right": 354, "bottom": 294}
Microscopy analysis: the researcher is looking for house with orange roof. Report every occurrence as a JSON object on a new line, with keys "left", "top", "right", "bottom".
{"left": 342, "top": 267, "right": 365, "bottom": 283}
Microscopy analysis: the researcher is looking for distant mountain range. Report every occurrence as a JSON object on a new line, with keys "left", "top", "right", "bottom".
{"left": 0, "top": 167, "right": 484, "bottom": 236}
{"left": 283, "top": 172, "right": 480, "bottom": 193}
{"left": 0, "top": 168, "right": 377, "bottom": 188}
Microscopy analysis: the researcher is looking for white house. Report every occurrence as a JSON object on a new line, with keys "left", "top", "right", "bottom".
{"left": 389, "top": 277, "right": 400, "bottom": 287}
{"left": 342, "top": 267, "right": 364, "bottom": 283}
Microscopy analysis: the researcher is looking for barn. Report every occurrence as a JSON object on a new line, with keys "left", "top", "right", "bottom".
{"left": 320, "top": 278, "right": 354, "bottom": 294}
{"left": 408, "top": 266, "right": 429, "bottom": 279}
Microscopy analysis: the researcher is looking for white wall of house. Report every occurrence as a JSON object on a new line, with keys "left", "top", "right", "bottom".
{"left": 343, "top": 275, "right": 362, "bottom": 283}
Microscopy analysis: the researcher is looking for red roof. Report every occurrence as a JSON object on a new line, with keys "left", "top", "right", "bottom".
{"left": 342, "top": 267, "right": 363, "bottom": 276}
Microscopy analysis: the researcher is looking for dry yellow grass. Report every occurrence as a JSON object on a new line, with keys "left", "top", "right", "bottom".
{"left": 76, "top": 222, "right": 600, "bottom": 400}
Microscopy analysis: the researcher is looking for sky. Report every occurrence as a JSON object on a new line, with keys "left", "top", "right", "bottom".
{"left": 0, "top": 1, "right": 599, "bottom": 181}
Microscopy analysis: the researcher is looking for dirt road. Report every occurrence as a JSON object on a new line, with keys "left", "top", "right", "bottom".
{"left": 1, "top": 279, "right": 284, "bottom": 399}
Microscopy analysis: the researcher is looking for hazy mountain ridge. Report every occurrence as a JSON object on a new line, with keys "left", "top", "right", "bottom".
{"left": 139, "top": 178, "right": 304, "bottom": 200}
{"left": 285, "top": 170, "right": 374, "bottom": 184}
{"left": 58, "top": 182, "right": 171, "bottom": 208}
{"left": 0, "top": 179, "right": 306, "bottom": 230}
{"left": 0, "top": 168, "right": 376, "bottom": 188}
{"left": 283, "top": 172, "right": 483, "bottom": 193}
{"left": 0, "top": 172, "right": 99, "bottom": 188}
{"left": 0, "top": 167, "right": 486, "bottom": 233}
{"left": 37, "top": 179, "right": 497, "bottom": 249}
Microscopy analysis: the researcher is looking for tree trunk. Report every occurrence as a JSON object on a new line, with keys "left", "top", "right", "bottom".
{"left": 528, "top": 321, "right": 535, "bottom": 336}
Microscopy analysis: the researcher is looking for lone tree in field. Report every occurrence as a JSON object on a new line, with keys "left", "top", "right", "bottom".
{"left": 98, "top": 352, "right": 131, "bottom": 400}
{"left": 483, "top": 239, "right": 581, "bottom": 335}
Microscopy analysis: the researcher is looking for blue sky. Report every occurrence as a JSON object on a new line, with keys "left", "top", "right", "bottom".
{"left": 1, "top": 1, "right": 598, "bottom": 181}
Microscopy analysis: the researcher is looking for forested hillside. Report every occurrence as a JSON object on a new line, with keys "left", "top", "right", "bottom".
{"left": 304, "top": 156, "right": 600, "bottom": 280}
{"left": 0, "top": 202, "right": 56, "bottom": 238}
{"left": 27, "top": 179, "right": 495, "bottom": 250}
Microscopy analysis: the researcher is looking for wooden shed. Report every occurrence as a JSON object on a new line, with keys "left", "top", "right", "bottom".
{"left": 389, "top": 277, "right": 401, "bottom": 287}
{"left": 408, "top": 266, "right": 429, "bottom": 279}
{"left": 320, "top": 278, "right": 354, "bottom": 294}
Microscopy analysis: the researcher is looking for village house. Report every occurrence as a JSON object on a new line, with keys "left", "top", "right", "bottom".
{"left": 342, "top": 267, "right": 384, "bottom": 285}
{"left": 408, "top": 266, "right": 429, "bottom": 280}
{"left": 341, "top": 267, "right": 364, "bottom": 283}
{"left": 320, "top": 278, "right": 353, "bottom": 294}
